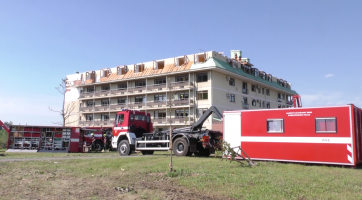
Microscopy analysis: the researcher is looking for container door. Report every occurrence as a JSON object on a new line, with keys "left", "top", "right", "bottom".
{"left": 69, "top": 127, "right": 80, "bottom": 153}
{"left": 223, "top": 113, "right": 242, "bottom": 148}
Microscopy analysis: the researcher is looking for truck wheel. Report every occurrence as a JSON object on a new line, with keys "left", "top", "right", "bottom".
{"left": 118, "top": 140, "right": 131, "bottom": 156}
{"left": 95, "top": 140, "right": 104, "bottom": 151}
{"left": 173, "top": 138, "right": 189, "bottom": 156}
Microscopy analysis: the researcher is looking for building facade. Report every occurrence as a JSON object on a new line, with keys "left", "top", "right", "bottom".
{"left": 64, "top": 50, "right": 298, "bottom": 132}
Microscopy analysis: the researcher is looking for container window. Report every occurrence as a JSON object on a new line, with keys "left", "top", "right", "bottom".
{"left": 267, "top": 119, "right": 284, "bottom": 133}
{"left": 316, "top": 118, "right": 337, "bottom": 133}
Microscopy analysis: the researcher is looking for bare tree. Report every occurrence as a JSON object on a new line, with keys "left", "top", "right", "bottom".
{"left": 49, "top": 78, "right": 76, "bottom": 126}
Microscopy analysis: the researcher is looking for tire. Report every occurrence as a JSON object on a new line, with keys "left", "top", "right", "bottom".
{"left": 94, "top": 140, "right": 104, "bottom": 151}
{"left": 118, "top": 140, "right": 131, "bottom": 156}
{"left": 173, "top": 138, "right": 189, "bottom": 156}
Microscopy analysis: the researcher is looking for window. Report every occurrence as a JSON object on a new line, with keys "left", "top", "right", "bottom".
{"left": 154, "top": 110, "right": 166, "bottom": 119}
{"left": 86, "top": 101, "right": 94, "bottom": 107}
{"left": 117, "top": 66, "right": 128, "bottom": 75}
{"left": 177, "top": 57, "right": 185, "bottom": 66}
{"left": 130, "top": 114, "right": 134, "bottom": 122}
{"left": 242, "top": 82, "right": 248, "bottom": 94}
{"left": 178, "top": 92, "right": 189, "bottom": 100}
{"left": 262, "top": 88, "right": 264, "bottom": 94}
{"left": 101, "top": 85, "right": 110, "bottom": 91}
{"left": 197, "top": 108, "right": 207, "bottom": 117}
{"left": 155, "top": 78, "right": 166, "bottom": 85}
{"left": 118, "top": 98, "right": 126, "bottom": 104}
{"left": 266, "top": 89, "right": 270, "bottom": 96}
{"left": 257, "top": 87, "right": 261, "bottom": 93}
{"left": 252, "top": 99, "right": 256, "bottom": 106}
{"left": 134, "top": 64, "right": 145, "bottom": 73}
{"left": 118, "top": 83, "right": 127, "bottom": 90}
{"left": 243, "top": 97, "right": 248, "bottom": 105}
{"left": 118, "top": 114, "right": 124, "bottom": 123}
{"left": 85, "top": 87, "right": 94, "bottom": 93}
{"left": 101, "top": 114, "right": 109, "bottom": 121}
{"left": 101, "top": 99, "right": 109, "bottom": 106}
{"left": 254, "top": 69, "right": 259, "bottom": 77}
{"left": 135, "top": 96, "right": 144, "bottom": 103}
{"left": 266, "top": 102, "right": 270, "bottom": 108}
{"left": 262, "top": 101, "right": 265, "bottom": 108}
{"left": 258, "top": 100, "right": 261, "bottom": 107}
{"left": 85, "top": 114, "right": 93, "bottom": 121}
{"left": 155, "top": 61, "right": 164, "bottom": 70}
{"left": 251, "top": 85, "right": 256, "bottom": 92}
{"left": 282, "top": 94, "right": 285, "bottom": 100}
{"left": 176, "top": 75, "right": 188, "bottom": 82}
{"left": 135, "top": 81, "right": 146, "bottom": 87}
{"left": 267, "top": 119, "right": 284, "bottom": 133}
{"left": 134, "top": 115, "right": 146, "bottom": 121}
{"left": 197, "top": 91, "right": 208, "bottom": 100}
{"left": 196, "top": 73, "right": 208, "bottom": 82}
{"left": 278, "top": 104, "right": 281, "bottom": 108}
{"left": 316, "top": 118, "right": 337, "bottom": 133}
{"left": 229, "top": 78, "right": 235, "bottom": 86}
{"left": 175, "top": 109, "right": 189, "bottom": 118}
{"left": 154, "top": 94, "right": 166, "bottom": 101}
{"left": 230, "top": 94, "right": 235, "bottom": 102}
{"left": 268, "top": 74, "right": 272, "bottom": 82}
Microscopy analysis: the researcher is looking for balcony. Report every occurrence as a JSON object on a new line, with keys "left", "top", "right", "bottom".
{"left": 277, "top": 98, "right": 282, "bottom": 102}
{"left": 79, "top": 92, "right": 94, "bottom": 99}
{"left": 128, "top": 102, "right": 145, "bottom": 109}
{"left": 242, "top": 88, "right": 248, "bottom": 94}
{"left": 110, "top": 103, "right": 126, "bottom": 111}
{"left": 170, "top": 81, "right": 193, "bottom": 89}
{"left": 128, "top": 86, "right": 146, "bottom": 94}
{"left": 94, "top": 119, "right": 112, "bottom": 126}
{"left": 80, "top": 106, "right": 94, "bottom": 112}
{"left": 79, "top": 120, "right": 93, "bottom": 126}
{"left": 152, "top": 117, "right": 167, "bottom": 124}
{"left": 94, "top": 105, "right": 109, "bottom": 112}
{"left": 168, "top": 117, "right": 194, "bottom": 124}
{"left": 147, "top": 84, "right": 166, "bottom": 91}
{"left": 94, "top": 90, "right": 110, "bottom": 97}
{"left": 172, "top": 99, "right": 193, "bottom": 106}
{"left": 148, "top": 100, "right": 167, "bottom": 108}
{"left": 111, "top": 88, "right": 127, "bottom": 96}
{"left": 286, "top": 100, "right": 293, "bottom": 105}
{"left": 243, "top": 103, "right": 249, "bottom": 109}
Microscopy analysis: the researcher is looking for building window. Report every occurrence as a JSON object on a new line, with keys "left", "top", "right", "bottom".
{"left": 258, "top": 100, "right": 261, "bottom": 107}
{"left": 101, "top": 85, "right": 110, "bottom": 91}
{"left": 155, "top": 78, "right": 166, "bottom": 85}
{"left": 252, "top": 99, "right": 256, "bottom": 106}
{"left": 266, "top": 89, "right": 270, "bottom": 96}
{"left": 117, "top": 66, "right": 128, "bottom": 75}
{"left": 178, "top": 92, "right": 189, "bottom": 100}
{"left": 175, "top": 109, "right": 189, "bottom": 118}
{"left": 196, "top": 73, "right": 208, "bottom": 82}
{"left": 262, "top": 88, "right": 264, "bottom": 94}
{"left": 316, "top": 118, "right": 337, "bottom": 133}
{"left": 85, "top": 87, "right": 94, "bottom": 93}
{"left": 251, "top": 85, "right": 256, "bottom": 92}
{"left": 135, "top": 81, "right": 146, "bottom": 87}
{"left": 134, "top": 64, "right": 145, "bottom": 73}
{"left": 230, "top": 94, "right": 235, "bottom": 102}
{"left": 85, "top": 114, "right": 93, "bottom": 121}
{"left": 197, "top": 108, "right": 207, "bottom": 117}
{"left": 154, "top": 94, "right": 166, "bottom": 101}
{"left": 154, "top": 110, "right": 166, "bottom": 119}
{"left": 86, "top": 101, "right": 94, "bottom": 107}
{"left": 278, "top": 104, "right": 281, "bottom": 108}
{"left": 135, "top": 96, "right": 144, "bottom": 103}
{"left": 242, "top": 82, "right": 248, "bottom": 94}
{"left": 266, "top": 102, "right": 270, "bottom": 108}
{"left": 257, "top": 87, "right": 261, "bottom": 93}
{"left": 118, "top": 98, "right": 126, "bottom": 104}
{"left": 282, "top": 94, "right": 285, "bottom": 100}
{"left": 176, "top": 75, "right": 188, "bottom": 82}
{"left": 101, "top": 99, "right": 109, "bottom": 106}
{"left": 197, "top": 91, "right": 208, "bottom": 100}
{"left": 118, "top": 83, "right": 127, "bottom": 90}
{"left": 267, "top": 119, "right": 284, "bottom": 133}
{"left": 262, "top": 101, "right": 265, "bottom": 108}
{"left": 229, "top": 78, "right": 235, "bottom": 86}
{"left": 101, "top": 114, "right": 109, "bottom": 121}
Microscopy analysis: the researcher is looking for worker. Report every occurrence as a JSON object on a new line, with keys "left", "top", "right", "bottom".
{"left": 103, "top": 134, "right": 107, "bottom": 152}
{"left": 91, "top": 133, "right": 95, "bottom": 150}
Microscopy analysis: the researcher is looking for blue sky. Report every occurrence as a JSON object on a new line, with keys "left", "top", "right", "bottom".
{"left": 0, "top": 0, "right": 361, "bottom": 125}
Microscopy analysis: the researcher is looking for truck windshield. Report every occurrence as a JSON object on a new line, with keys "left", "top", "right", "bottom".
{"left": 118, "top": 114, "right": 124, "bottom": 123}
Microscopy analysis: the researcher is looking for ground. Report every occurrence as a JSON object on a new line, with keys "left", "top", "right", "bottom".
{"left": 1, "top": 148, "right": 362, "bottom": 199}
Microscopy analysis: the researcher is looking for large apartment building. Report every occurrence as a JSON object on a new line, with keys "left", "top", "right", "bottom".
{"left": 64, "top": 50, "right": 298, "bottom": 132}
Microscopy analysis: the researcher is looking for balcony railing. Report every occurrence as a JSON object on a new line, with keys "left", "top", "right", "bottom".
{"left": 111, "top": 88, "right": 127, "bottom": 95}
{"left": 94, "top": 90, "right": 110, "bottom": 97}
{"left": 110, "top": 103, "right": 126, "bottom": 110}
{"left": 128, "top": 86, "right": 146, "bottom": 93}
{"left": 128, "top": 102, "right": 145, "bottom": 109}
{"left": 243, "top": 103, "right": 249, "bottom": 109}
{"left": 94, "top": 105, "right": 109, "bottom": 111}
{"left": 94, "top": 119, "right": 111, "bottom": 126}
{"left": 152, "top": 117, "right": 167, "bottom": 124}
{"left": 148, "top": 100, "right": 167, "bottom": 108}
{"left": 80, "top": 106, "right": 94, "bottom": 112}
{"left": 79, "top": 120, "right": 93, "bottom": 126}
{"left": 242, "top": 88, "right": 248, "bottom": 94}
{"left": 277, "top": 98, "right": 282, "bottom": 102}
{"left": 172, "top": 99, "right": 193, "bottom": 106}
{"left": 79, "top": 92, "right": 94, "bottom": 99}
{"left": 286, "top": 100, "right": 293, "bottom": 105}
{"left": 170, "top": 81, "right": 193, "bottom": 89}
{"left": 147, "top": 83, "right": 166, "bottom": 91}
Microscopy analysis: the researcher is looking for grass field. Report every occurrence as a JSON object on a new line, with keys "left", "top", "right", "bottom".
{"left": 1, "top": 148, "right": 362, "bottom": 199}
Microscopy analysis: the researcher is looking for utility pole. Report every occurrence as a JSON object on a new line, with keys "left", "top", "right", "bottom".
{"left": 167, "top": 77, "right": 173, "bottom": 172}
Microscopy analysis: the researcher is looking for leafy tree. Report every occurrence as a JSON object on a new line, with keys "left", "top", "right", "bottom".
{"left": 0, "top": 121, "right": 12, "bottom": 148}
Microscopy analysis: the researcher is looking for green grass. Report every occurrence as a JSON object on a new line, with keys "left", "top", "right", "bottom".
{"left": 1, "top": 151, "right": 362, "bottom": 199}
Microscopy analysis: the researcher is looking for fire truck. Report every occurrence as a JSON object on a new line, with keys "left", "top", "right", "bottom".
{"left": 110, "top": 106, "right": 223, "bottom": 156}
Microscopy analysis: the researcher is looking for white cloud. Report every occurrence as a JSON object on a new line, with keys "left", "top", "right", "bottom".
{"left": 325, "top": 74, "right": 334, "bottom": 78}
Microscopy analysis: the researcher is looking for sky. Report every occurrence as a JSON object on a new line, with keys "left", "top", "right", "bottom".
{"left": 0, "top": 0, "right": 361, "bottom": 125}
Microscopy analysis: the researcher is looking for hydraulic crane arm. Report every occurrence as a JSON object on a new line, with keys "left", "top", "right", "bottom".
{"left": 191, "top": 106, "right": 223, "bottom": 131}
{"left": 0, "top": 120, "right": 10, "bottom": 133}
